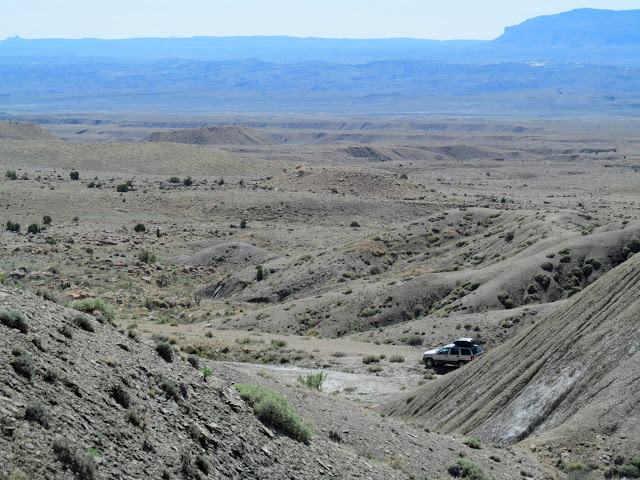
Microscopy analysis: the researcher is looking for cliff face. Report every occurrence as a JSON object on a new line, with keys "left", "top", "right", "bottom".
{"left": 493, "top": 8, "right": 640, "bottom": 47}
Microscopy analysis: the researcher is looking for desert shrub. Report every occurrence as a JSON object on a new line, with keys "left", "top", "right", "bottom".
{"left": 6, "top": 220, "right": 20, "bottom": 232}
{"left": 447, "top": 458, "right": 489, "bottom": 480}
{"left": 156, "top": 342, "right": 174, "bottom": 362}
{"left": 5, "top": 169, "right": 17, "bottom": 180}
{"left": 271, "top": 339, "right": 287, "bottom": 348}
{"left": 43, "top": 368, "right": 59, "bottom": 383}
{"left": 127, "top": 409, "right": 145, "bottom": 428}
{"left": 389, "top": 354, "right": 405, "bottom": 363}
{"left": 256, "top": 265, "right": 264, "bottom": 281}
{"left": 70, "top": 298, "right": 114, "bottom": 322}
{"left": 134, "top": 223, "right": 146, "bottom": 232}
{"left": 405, "top": 336, "right": 423, "bottom": 346}
{"left": 534, "top": 273, "right": 551, "bottom": 289}
{"left": 585, "top": 258, "right": 602, "bottom": 270}
{"left": 27, "top": 223, "right": 40, "bottom": 234}
{"left": 350, "top": 221, "right": 360, "bottom": 228}
{"left": 11, "top": 348, "right": 34, "bottom": 380}
{"left": 187, "top": 355, "right": 200, "bottom": 369}
{"left": 59, "top": 324, "right": 73, "bottom": 339}
{"left": 52, "top": 437, "right": 97, "bottom": 480}
{"left": 195, "top": 454, "right": 212, "bottom": 475}
{"left": 0, "top": 310, "right": 29, "bottom": 333}
{"left": 497, "top": 292, "right": 514, "bottom": 308}
{"left": 368, "top": 365, "right": 383, "bottom": 373}
{"left": 111, "top": 384, "right": 133, "bottom": 408}
{"left": 362, "top": 355, "right": 380, "bottom": 364}
{"left": 463, "top": 437, "right": 482, "bottom": 449}
{"left": 116, "top": 183, "right": 129, "bottom": 192}
{"left": 169, "top": 176, "right": 180, "bottom": 183}
{"left": 527, "top": 283, "right": 537, "bottom": 294}
{"left": 158, "top": 376, "right": 182, "bottom": 401}
{"left": 617, "top": 464, "right": 640, "bottom": 478}
{"left": 369, "top": 266, "right": 382, "bottom": 275}
{"left": 73, "top": 314, "right": 95, "bottom": 332}
{"left": 560, "top": 255, "right": 571, "bottom": 263}
{"left": 42, "top": 215, "right": 52, "bottom": 225}
{"left": 204, "top": 331, "right": 213, "bottom": 338}
{"left": 297, "top": 371, "right": 327, "bottom": 391}
{"left": 235, "top": 383, "right": 312, "bottom": 443}
{"left": 138, "top": 250, "right": 157, "bottom": 264}
{"left": 489, "top": 455, "right": 501, "bottom": 462}
{"left": 540, "top": 261, "right": 553, "bottom": 271}
{"left": 25, "top": 400, "right": 51, "bottom": 428}
{"left": 360, "top": 306, "right": 380, "bottom": 317}
{"left": 183, "top": 176, "right": 193, "bottom": 186}
{"left": 240, "top": 219, "right": 247, "bottom": 229}
{"left": 504, "top": 231, "right": 515, "bottom": 242}
{"left": 70, "top": 171, "right": 79, "bottom": 180}
{"left": 582, "top": 264, "right": 593, "bottom": 277}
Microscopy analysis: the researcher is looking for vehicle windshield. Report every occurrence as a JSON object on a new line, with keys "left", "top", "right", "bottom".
{"left": 437, "top": 348, "right": 449, "bottom": 354}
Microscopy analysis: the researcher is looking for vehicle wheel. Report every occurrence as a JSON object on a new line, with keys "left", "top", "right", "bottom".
{"left": 457, "top": 361, "right": 465, "bottom": 368}
{"left": 425, "top": 358, "right": 435, "bottom": 368}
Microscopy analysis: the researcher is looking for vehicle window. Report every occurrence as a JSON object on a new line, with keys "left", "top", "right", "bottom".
{"left": 461, "top": 349, "right": 471, "bottom": 356}
{"left": 472, "top": 346, "right": 482, "bottom": 354}
{"left": 451, "top": 348, "right": 460, "bottom": 355}
{"left": 437, "top": 348, "right": 449, "bottom": 355}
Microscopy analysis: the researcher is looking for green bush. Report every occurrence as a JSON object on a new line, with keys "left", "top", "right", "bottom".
{"left": 6, "top": 220, "right": 20, "bottom": 232}
{"left": 350, "top": 221, "right": 360, "bottom": 228}
{"left": 560, "top": 255, "right": 571, "bottom": 263}
{"left": 504, "top": 231, "right": 515, "bottom": 242}
{"left": 69, "top": 298, "right": 114, "bottom": 323}
{"left": 42, "top": 215, "right": 52, "bottom": 225}
{"left": 134, "top": 223, "right": 146, "bottom": 233}
{"left": 297, "top": 371, "right": 327, "bottom": 391}
{"left": 540, "top": 261, "right": 553, "bottom": 271}
{"left": 617, "top": 464, "right": 640, "bottom": 478}
{"left": 156, "top": 342, "right": 174, "bottom": 362}
{"left": 585, "top": 258, "right": 602, "bottom": 270}
{"left": 27, "top": 223, "right": 40, "bottom": 234}
{"left": 0, "top": 310, "right": 29, "bottom": 333}
{"left": 534, "top": 273, "right": 551, "bottom": 289}
{"left": 183, "top": 176, "right": 193, "bottom": 186}
{"left": 116, "top": 183, "right": 129, "bottom": 192}
{"left": 389, "top": 354, "right": 405, "bottom": 363}
{"left": 463, "top": 437, "right": 482, "bottom": 449}
{"left": 5, "top": 170, "right": 17, "bottom": 180}
{"left": 256, "top": 265, "right": 264, "bottom": 282}
{"left": 447, "top": 458, "right": 490, "bottom": 480}
{"left": 235, "top": 383, "right": 312, "bottom": 443}
{"left": 70, "top": 171, "right": 79, "bottom": 181}
{"left": 169, "top": 176, "right": 180, "bottom": 183}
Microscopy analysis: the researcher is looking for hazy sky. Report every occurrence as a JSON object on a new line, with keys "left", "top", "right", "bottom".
{"left": 2, "top": 0, "right": 639, "bottom": 41}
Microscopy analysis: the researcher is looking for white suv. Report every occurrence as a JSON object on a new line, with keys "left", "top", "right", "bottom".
{"left": 423, "top": 338, "right": 483, "bottom": 368}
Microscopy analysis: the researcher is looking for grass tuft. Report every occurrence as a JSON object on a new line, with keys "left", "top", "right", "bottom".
{"left": 235, "top": 383, "right": 312, "bottom": 443}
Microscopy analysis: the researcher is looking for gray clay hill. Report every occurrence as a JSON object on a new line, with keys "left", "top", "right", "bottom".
{"left": 144, "top": 126, "right": 275, "bottom": 146}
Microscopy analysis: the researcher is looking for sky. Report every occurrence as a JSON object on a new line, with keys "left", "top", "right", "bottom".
{"left": 1, "top": 0, "right": 639, "bottom": 41}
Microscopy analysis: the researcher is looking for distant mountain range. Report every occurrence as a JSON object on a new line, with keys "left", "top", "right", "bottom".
{"left": 0, "top": 9, "right": 638, "bottom": 115}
